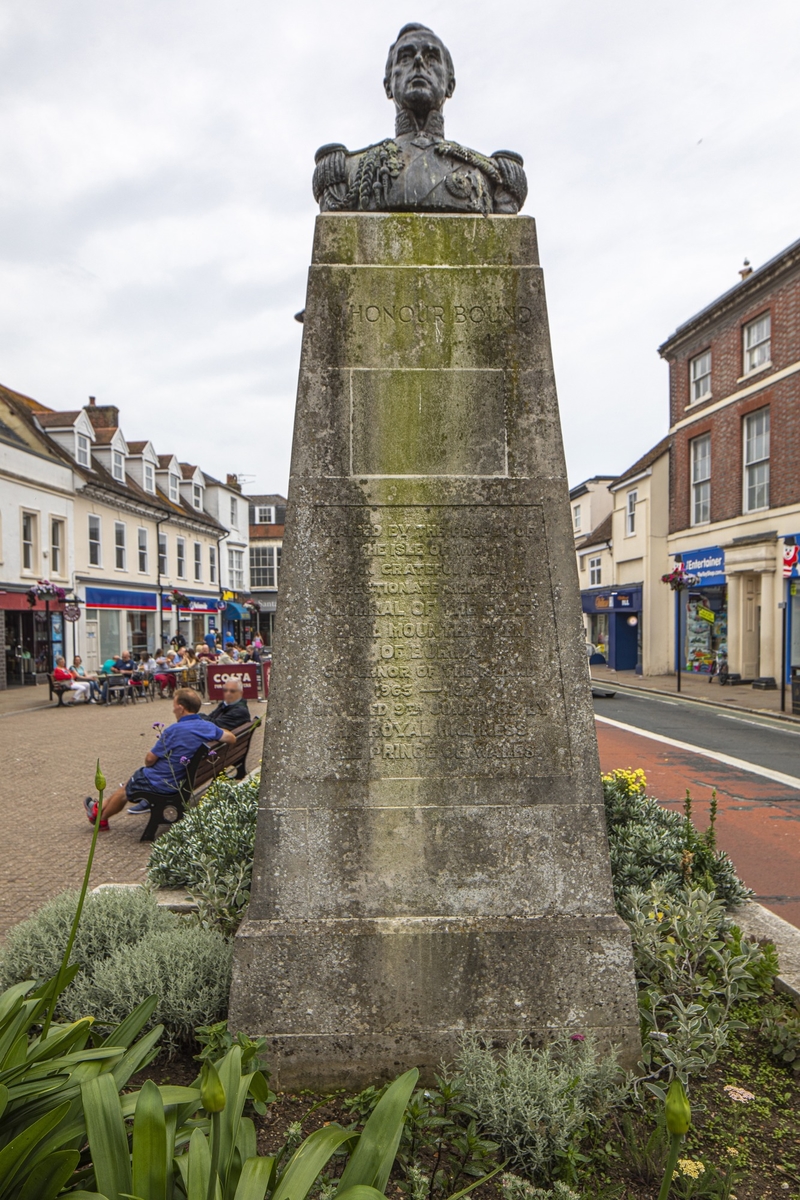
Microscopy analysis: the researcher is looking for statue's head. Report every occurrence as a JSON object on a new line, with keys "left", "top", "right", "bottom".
{"left": 384, "top": 23, "right": 455, "bottom": 117}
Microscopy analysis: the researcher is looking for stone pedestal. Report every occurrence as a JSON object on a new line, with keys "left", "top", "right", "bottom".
{"left": 230, "top": 213, "right": 640, "bottom": 1088}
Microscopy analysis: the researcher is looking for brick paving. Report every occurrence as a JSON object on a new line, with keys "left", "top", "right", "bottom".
{"left": 0, "top": 693, "right": 264, "bottom": 939}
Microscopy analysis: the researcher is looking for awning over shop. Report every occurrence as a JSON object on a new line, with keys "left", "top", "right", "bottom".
{"left": 0, "top": 591, "right": 67, "bottom": 612}
{"left": 223, "top": 601, "right": 248, "bottom": 619}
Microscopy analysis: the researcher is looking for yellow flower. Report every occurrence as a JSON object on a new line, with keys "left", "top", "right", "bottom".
{"left": 726, "top": 1146, "right": 739, "bottom": 1158}
{"left": 677, "top": 1159, "right": 705, "bottom": 1180}
{"left": 723, "top": 1085, "right": 755, "bottom": 1103}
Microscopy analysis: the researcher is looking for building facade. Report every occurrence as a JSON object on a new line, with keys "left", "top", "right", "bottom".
{"left": 575, "top": 438, "right": 671, "bottom": 674}
{"left": 247, "top": 494, "right": 286, "bottom": 647}
{"left": 659, "top": 239, "right": 800, "bottom": 683}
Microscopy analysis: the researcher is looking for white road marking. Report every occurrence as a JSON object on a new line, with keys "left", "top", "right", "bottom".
{"left": 595, "top": 714, "right": 800, "bottom": 793}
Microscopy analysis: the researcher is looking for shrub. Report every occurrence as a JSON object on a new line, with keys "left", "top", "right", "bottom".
{"left": 147, "top": 774, "right": 260, "bottom": 888}
{"left": 453, "top": 1033, "right": 628, "bottom": 1183}
{"left": 501, "top": 1176, "right": 580, "bottom": 1200}
{"left": 622, "top": 884, "right": 772, "bottom": 1084}
{"left": 0, "top": 886, "right": 173, "bottom": 991}
{"left": 62, "top": 921, "right": 233, "bottom": 1056}
{"left": 760, "top": 999, "right": 800, "bottom": 1073}
{"left": 602, "top": 769, "right": 751, "bottom": 908}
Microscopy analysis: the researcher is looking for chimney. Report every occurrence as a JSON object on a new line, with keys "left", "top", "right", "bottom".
{"left": 84, "top": 401, "right": 120, "bottom": 429}
{"left": 739, "top": 258, "right": 753, "bottom": 280}
{"left": 226, "top": 473, "right": 242, "bottom": 492}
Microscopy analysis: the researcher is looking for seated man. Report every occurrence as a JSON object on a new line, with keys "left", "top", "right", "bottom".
{"left": 207, "top": 677, "right": 250, "bottom": 730}
{"left": 53, "top": 656, "right": 92, "bottom": 704}
{"left": 83, "top": 687, "right": 235, "bottom": 829}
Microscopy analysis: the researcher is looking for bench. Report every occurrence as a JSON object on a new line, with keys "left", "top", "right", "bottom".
{"left": 48, "top": 674, "right": 73, "bottom": 706}
{"left": 132, "top": 717, "right": 262, "bottom": 842}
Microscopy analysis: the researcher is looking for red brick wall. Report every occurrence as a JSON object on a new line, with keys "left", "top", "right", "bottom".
{"left": 665, "top": 267, "right": 800, "bottom": 534}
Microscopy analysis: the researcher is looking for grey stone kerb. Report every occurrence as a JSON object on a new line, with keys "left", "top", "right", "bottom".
{"left": 229, "top": 212, "right": 641, "bottom": 1089}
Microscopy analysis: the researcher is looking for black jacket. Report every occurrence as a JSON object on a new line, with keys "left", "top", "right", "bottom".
{"left": 208, "top": 698, "right": 251, "bottom": 731}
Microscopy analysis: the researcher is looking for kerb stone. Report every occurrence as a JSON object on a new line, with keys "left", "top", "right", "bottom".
{"left": 230, "top": 212, "right": 640, "bottom": 1088}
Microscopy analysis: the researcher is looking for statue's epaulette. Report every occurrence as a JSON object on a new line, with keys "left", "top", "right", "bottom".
{"left": 313, "top": 143, "right": 348, "bottom": 204}
{"left": 491, "top": 150, "right": 528, "bottom": 210}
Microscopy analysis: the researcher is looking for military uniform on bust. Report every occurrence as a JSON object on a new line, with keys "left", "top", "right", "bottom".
{"left": 312, "top": 22, "right": 527, "bottom": 216}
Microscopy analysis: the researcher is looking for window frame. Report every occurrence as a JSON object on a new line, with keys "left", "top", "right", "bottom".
{"left": 169, "top": 474, "right": 180, "bottom": 503}
{"left": 88, "top": 514, "right": 102, "bottom": 567}
{"left": 176, "top": 537, "right": 186, "bottom": 579}
{"left": 209, "top": 545, "right": 217, "bottom": 584}
{"left": 743, "top": 312, "right": 771, "bottom": 375}
{"left": 50, "top": 518, "right": 64, "bottom": 575}
{"left": 572, "top": 504, "right": 581, "bottom": 533}
{"left": 158, "top": 532, "right": 167, "bottom": 577}
{"left": 689, "top": 349, "right": 712, "bottom": 403}
{"left": 589, "top": 556, "right": 602, "bottom": 587}
{"left": 112, "top": 449, "right": 125, "bottom": 482}
{"left": 194, "top": 541, "right": 202, "bottom": 582}
{"left": 625, "top": 489, "right": 638, "bottom": 536}
{"left": 114, "top": 521, "right": 127, "bottom": 571}
{"left": 21, "top": 511, "right": 37, "bottom": 573}
{"left": 230, "top": 497, "right": 237, "bottom": 527}
{"left": 743, "top": 407, "right": 770, "bottom": 513}
{"left": 690, "top": 433, "right": 711, "bottom": 526}
{"left": 76, "top": 432, "right": 90, "bottom": 467}
{"left": 143, "top": 461, "right": 155, "bottom": 493}
{"left": 228, "top": 547, "right": 244, "bottom": 590}
{"left": 192, "top": 483, "right": 203, "bottom": 511}
{"left": 137, "top": 527, "right": 148, "bottom": 574}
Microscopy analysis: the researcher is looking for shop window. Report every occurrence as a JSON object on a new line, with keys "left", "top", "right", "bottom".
{"left": 114, "top": 522, "right": 126, "bottom": 570}
{"left": 99, "top": 609, "right": 121, "bottom": 662}
{"left": 158, "top": 532, "right": 167, "bottom": 576}
{"left": 209, "top": 545, "right": 217, "bottom": 583}
{"left": 691, "top": 434, "right": 711, "bottom": 525}
{"left": 228, "top": 548, "right": 244, "bottom": 590}
{"left": 689, "top": 350, "right": 711, "bottom": 403}
{"left": 194, "top": 542, "right": 202, "bottom": 582}
{"left": 572, "top": 504, "right": 581, "bottom": 532}
{"left": 589, "top": 556, "right": 602, "bottom": 586}
{"left": 138, "top": 528, "right": 148, "bottom": 573}
{"left": 88, "top": 515, "right": 101, "bottom": 566}
{"left": 76, "top": 433, "right": 90, "bottom": 467}
{"left": 743, "top": 313, "right": 770, "bottom": 375}
{"left": 51, "top": 519, "right": 64, "bottom": 575}
{"left": 21, "top": 512, "right": 37, "bottom": 572}
{"left": 177, "top": 538, "right": 186, "bottom": 579}
{"left": 743, "top": 408, "right": 770, "bottom": 512}
{"left": 626, "top": 490, "right": 638, "bottom": 536}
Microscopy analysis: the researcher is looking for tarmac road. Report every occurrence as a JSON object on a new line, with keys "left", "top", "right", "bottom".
{"left": 593, "top": 690, "right": 800, "bottom": 927}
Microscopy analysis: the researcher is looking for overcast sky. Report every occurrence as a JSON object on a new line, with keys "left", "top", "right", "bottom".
{"left": 1, "top": 1, "right": 798, "bottom": 496}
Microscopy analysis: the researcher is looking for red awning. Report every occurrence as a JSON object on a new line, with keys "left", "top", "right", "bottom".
{"left": 0, "top": 592, "right": 67, "bottom": 612}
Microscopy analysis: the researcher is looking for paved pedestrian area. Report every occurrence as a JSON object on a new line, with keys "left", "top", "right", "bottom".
{"left": 0, "top": 693, "right": 264, "bottom": 938}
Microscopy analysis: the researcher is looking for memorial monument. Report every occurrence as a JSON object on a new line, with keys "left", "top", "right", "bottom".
{"left": 230, "top": 23, "right": 640, "bottom": 1088}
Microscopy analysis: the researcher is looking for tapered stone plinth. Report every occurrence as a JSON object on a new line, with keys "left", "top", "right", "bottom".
{"left": 230, "top": 213, "right": 640, "bottom": 1088}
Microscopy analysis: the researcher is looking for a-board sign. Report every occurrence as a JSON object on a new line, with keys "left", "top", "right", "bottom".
{"left": 206, "top": 662, "right": 259, "bottom": 701}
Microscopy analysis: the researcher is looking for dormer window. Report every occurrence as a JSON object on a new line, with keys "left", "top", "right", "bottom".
{"left": 250, "top": 504, "right": 275, "bottom": 524}
{"left": 143, "top": 462, "right": 155, "bottom": 493}
{"left": 169, "top": 474, "right": 180, "bottom": 503}
{"left": 112, "top": 450, "right": 125, "bottom": 482}
{"left": 76, "top": 433, "right": 90, "bottom": 467}
{"left": 192, "top": 483, "right": 203, "bottom": 511}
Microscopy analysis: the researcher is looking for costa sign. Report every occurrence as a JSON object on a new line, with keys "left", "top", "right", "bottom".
{"left": 206, "top": 662, "right": 260, "bottom": 701}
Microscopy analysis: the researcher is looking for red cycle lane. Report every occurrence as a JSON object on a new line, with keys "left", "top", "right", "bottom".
{"left": 596, "top": 718, "right": 800, "bottom": 929}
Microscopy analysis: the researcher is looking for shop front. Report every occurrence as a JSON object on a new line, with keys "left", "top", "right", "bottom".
{"left": 2, "top": 589, "right": 67, "bottom": 684}
{"left": 83, "top": 587, "right": 158, "bottom": 669}
{"left": 161, "top": 594, "right": 223, "bottom": 648}
{"left": 784, "top": 535, "right": 800, "bottom": 686}
{"left": 581, "top": 587, "right": 643, "bottom": 671}
{"left": 674, "top": 546, "right": 727, "bottom": 675}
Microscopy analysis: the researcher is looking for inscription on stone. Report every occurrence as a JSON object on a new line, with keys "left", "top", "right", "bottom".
{"left": 322, "top": 503, "right": 571, "bottom": 780}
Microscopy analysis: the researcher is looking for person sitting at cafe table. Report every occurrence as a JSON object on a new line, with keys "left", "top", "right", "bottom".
{"left": 71, "top": 655, "right": 103, "bottom": 702}
{"left": 83, "top": 687, "right": 235, "bottom": 829}
{"left": 207, "top": 676, "right": 250, "bottom": 731}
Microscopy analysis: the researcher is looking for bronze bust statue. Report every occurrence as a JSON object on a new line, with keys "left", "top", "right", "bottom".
{"left": 313, "top": 23, "right": 527, "bottom": 215}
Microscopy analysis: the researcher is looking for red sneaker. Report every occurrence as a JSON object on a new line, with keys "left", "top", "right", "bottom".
{"left": 83, "top": 797, "right": 109, "bottom": 829}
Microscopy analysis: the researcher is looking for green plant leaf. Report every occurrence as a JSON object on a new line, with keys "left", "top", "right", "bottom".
{"left": 111, "top": 1026, "right": 164, "bottom": 1091}
{"left": 132, "top": 1080, "right": 167, "bottom": 1200}
{"left": 17, "top": 1149, "right": 80, "bottom": 1200}
{"left": 272, "top": 1125, "right": 358, "bottom": 1200}
{"left": 102, "top": 996, "right": 159, "bottom": 1050}
{"left": 182, "top": 1126, "right": 213, "bottom": 1200}
{"left": 337, "top": 1068, "right": 419, "bottom": 1194}
{"left": 0, "top": 1100, "right": 70, "bottom": 1194}
{"left": 232, "top": 1156, "right": 276, "bottom": 1200}
{"left": 82, "top": 1074, "right": 133, "bottom": 1200}
{"left": 0, "top": 1083, "right": 8, "bottom": 1121}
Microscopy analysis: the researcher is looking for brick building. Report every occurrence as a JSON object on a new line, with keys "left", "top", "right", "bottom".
{"left": 247, "top": 494, "right": 286, "bottom": 648}
{"left": 659, "top": 238, "right": 800, "bottom": 683}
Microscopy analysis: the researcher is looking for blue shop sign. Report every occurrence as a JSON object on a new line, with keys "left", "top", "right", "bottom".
{"left": 85, "top": 587, "right": 157, "bottom": 610}
{"left": 677, "top": 546, "right": 725, "bottom": 586}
